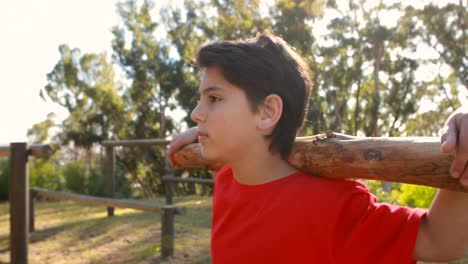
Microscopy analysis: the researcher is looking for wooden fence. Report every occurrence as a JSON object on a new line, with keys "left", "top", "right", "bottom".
{"left": 2, "top": 140, "right": 200, "bottom": 264}
{"left": 0, "top": 143, "right": 51, "bottom": 264}
{"left": 101, "top": 139, "right": 214, "bottom": 205}
{"left": 29, "top": 188, "right": 185, "bottom": 259}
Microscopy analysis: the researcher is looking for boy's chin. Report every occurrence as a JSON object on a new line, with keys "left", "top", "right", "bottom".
{"left": 200, "top": 148, "right": 222, "bottom": 162}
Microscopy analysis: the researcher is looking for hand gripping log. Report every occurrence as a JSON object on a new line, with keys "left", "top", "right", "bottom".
{"left": 171, "top": 132, "right": 467, "bottom": 192}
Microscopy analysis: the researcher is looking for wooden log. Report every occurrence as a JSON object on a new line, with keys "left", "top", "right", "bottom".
{"left": 31, "top": 188, "right": 186, "bottom": 214}
{"left": 0, "top": 144, "right": 52, "bottom": 158}
{"left": 171, "top": 132, "right": 467, "bottom": 192}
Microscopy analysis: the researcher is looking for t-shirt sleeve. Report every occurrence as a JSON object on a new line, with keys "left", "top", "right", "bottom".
{"left": 334, "top": 181, "right": 427, "bottom": 264}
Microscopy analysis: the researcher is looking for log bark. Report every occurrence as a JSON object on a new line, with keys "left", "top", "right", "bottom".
{"left": 171, "top": 132, "right": 467, "bottom": 192}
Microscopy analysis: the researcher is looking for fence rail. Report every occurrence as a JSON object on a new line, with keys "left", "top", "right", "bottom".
{"left": 102, "top": 139, "right": 170, "bottom": 147}
{"left": 31, "top": 188, "right": 186, "bottom": 214}
{"left": 162, "top": 176, "right": 214, "bottom": 185}
{"left": 29, "top": 188, "right": 184, "bottom": 258}
{"left": 4, "top": 139, "right": 204, "bottom": 263}
{"left": 0, "top": 144, "right": 52, "bottom": 158}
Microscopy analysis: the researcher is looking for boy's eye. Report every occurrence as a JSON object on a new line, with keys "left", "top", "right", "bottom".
{"left": 208, "top": 95, "right": 221, "bottom": 103}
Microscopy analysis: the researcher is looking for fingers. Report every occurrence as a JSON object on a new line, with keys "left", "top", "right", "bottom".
{"left": 166, "top": 127, "right": 199, "bottom": 168}
{"left": 440, "top": 108, "right": 468, "bottom": 186}
{"left": 454, "top": 117, "right": 468, "bottom": 186}
{"left": 440, "top": 117, "right": 457, "bottom": 154}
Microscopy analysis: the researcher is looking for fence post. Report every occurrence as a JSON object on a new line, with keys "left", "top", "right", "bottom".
{"left": 161, "top": 207, "right": 175, "bottom": 258}
{"left": 105, "top": 146, "right": 115, "bottom": 217}
{"left": 163, "top": 160, "right": 173, "bottom": 205}
{"left": 29, "top": 189, "right": 35, "bottom": 233}
{"left": 9, "top": 143, "right": 29, "bottom": 264}
{"left": 164, "top": 181, "right": 173, "bottom": 205}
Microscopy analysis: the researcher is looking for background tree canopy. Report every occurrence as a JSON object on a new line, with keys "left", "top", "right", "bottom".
{"left": 21, "top": 0, "right": 466, "bottom": 201}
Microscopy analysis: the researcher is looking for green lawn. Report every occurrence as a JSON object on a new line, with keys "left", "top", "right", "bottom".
{"left": 0, "top": 196, "right": 466, "bottom": 264}
{"left": 0, "top": 196, "right": 212, "bottom": 264}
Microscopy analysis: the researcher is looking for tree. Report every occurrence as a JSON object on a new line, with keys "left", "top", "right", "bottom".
{"left": 27, "top": 112, "right": 57, "bottom": 144}
{"left": 400, "top": 1, "right": 465, "bottom": 136}
{"left": 161, "top": 0, "right": 270, "bottom": 125}
{"left": 111, "top": 0, "right": 181, "bottom": 196}
{"left": 43, "top": 45, "right": 125, "bottom": 148}
{"left": 112, "top": 0, "right": 178, "bottom": 140}
{"left": 42, "top": 44, "right": 125, "bottom": 173}
{"left": 410, "top": 2, "right": 467, "bottom": 89}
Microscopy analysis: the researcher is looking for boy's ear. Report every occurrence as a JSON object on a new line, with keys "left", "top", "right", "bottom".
{"left": 257, "top": 94, "right": 283, "bottom": 135}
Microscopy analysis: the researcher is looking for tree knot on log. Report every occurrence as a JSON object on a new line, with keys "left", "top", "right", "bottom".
{"left": 363, "top": 149, "right": 383, "bottom": 161}
{"left": 320, "top": 130, "right": 336, "bottom": 139}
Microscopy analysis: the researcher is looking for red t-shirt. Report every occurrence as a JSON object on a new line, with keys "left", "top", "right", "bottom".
{"left": 211, "top": 165, "right": 426, "bottom": 264}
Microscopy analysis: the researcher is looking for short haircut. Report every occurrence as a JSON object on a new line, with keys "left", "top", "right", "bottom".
{"left": 196, "top": 31, "right": 312, "bottom": 160}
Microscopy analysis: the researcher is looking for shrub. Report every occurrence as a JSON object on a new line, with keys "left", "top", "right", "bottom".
{"left": 0, "top": 159, "right": 9, "bottom": 201}
{"left": 392, "top": 184, "right": 437, "bottom": 209}
{"left": 62, "top": 161, "right": 88, "bottom": 194}
{"left": 363, "top": 179, "right": 399, "bottom": 204}
{"left": 88, "top": 167, "right": 106, "bottom": 197}
{"left": 30, "top": 159, "right": 64, "bottom": 190}
{"left": 114, "top": 163, "right": 132, "bottom": 198}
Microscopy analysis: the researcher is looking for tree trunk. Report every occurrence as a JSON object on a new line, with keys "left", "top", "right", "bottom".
{"left": 171, "top": 132, "right": 466, "bottom": 192}
{"left": 159, "top": 100, "right": 167, "bottom": 139}
{"left": 371, "top": 40, "right": 381, "bottom": 137}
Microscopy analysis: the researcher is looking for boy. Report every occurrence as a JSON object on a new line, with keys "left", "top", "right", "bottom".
{"left": 167, "top": 31, "right": 468, "bottom": 263}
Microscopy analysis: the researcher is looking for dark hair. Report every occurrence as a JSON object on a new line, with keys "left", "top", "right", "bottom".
{"left": 196, "top": 31, "right": 312, "bottom": 160}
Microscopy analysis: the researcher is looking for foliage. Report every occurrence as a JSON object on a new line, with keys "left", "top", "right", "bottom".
{"left": 392, "top": 184, "right": 437, "bottom": 209}
{"left": 29, "top": 158, "right": 64, "bottom": 191}
{"left": 62, "top": 161, "right": 88, "bottom": 194}
{"left": 408, "top": 2, "right": 467, "bottom": 89}
{"left": 0, "top": 159, "right": 9, "bottom": 201}
{"left": 32, "top": 0, "right": 467, "bottom": 200}
{"left": 87, "top": 167, "right": 106, "bottom": 197}
{"left": 43, "top": 45, "right": 125, "bottom": 150}
{"left": 365, "top": 179, "right": 437, "bottom": 209}
{"left": 27, "top": 113, "right": 57, "bottom": 144}
{"left": 363, "top": 180, "right": 399, "bottom": 205}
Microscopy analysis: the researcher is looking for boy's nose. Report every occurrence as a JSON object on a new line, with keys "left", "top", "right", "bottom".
{"left": 191, "top": 103, "right": 205, "bottom": 123}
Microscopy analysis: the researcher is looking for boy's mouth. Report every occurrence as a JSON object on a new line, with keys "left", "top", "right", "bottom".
{"left": 197, "top": 131, "right": 209, "bottom": 142}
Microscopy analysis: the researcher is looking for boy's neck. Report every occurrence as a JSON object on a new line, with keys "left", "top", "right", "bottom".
{"left": 228, "top": 146, "right": 298, "bottom": 186}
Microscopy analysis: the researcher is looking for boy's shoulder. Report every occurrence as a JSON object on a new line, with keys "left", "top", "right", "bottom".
{"left": 216, "top": 164, "right": 373, "bottom": 204}
{"left": 286, "top": 170, "right": 374, "bottom": 209}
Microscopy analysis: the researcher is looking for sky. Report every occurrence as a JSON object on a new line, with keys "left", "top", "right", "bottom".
{"left": 0, "top": 0, "right": 465, "bottom": 145}
{"left": 0, "top": 0, "right": 120, "bottom": 144}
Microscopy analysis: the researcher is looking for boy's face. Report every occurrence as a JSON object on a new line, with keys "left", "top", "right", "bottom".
{"left": 191, "top": 66, "right": 264, "bottom": 162}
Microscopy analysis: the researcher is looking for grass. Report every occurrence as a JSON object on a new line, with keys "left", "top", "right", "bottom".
{"left": 0, "top": 196, "right": 212, "bottom": 264}
{"left": 0, "top": 196, "right": 467, "bottom": 264}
